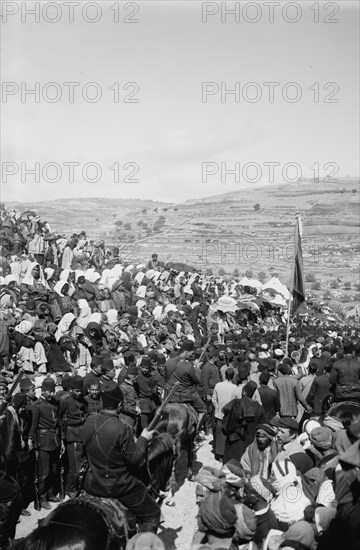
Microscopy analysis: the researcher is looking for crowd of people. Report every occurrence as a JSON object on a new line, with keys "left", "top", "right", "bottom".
{"left": 0, "top": 206, "right": 360, "bottom": 550}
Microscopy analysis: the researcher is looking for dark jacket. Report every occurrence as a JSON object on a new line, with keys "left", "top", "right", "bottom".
{"left": 306, "top": 374, "right": 331, "bottom": 414}
{"left": 201, "top": 360, "right": 220, "bottom": 397}
{"left": 253, "top": 507, "right": 279, "bottom": 546}
{"left": 222, "top": 397, "right": 265, "bottom": 462}
{"left": 29, "top": 396, "right": 61, "bottom": 451}
{"left": 257, "top": 384, "right": 280, "bottom": 423}
{"left": 46, "top": 341, "right": 72, "bottom": 373}
{"left": 59, "top": 394, "right": 87, "bottom": 443}
{"left": 136, "top": 372, "right": 158, "bottom": 414}
{"left": 329, "top": 356, "right": 360, "bottom": 401}
{"left": 84, "top": 395, "right": 103, "bottom": 415}
{"left": 82, "top": 411, "right": 147, "bottom": 499}
{"left": 165, "top": 358, "right": 201, "bottom": 402}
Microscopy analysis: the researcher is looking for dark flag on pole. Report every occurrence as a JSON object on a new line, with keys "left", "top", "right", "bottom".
{"left": 291, "top": 215, "right": 305, "bottom": 315}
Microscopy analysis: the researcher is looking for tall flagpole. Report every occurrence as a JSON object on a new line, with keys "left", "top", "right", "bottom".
{"left": 285, "top": 267, "right": 294, "bottom": 357}
{"left": 285, "top": 214, "right": 300, "bottom": 357}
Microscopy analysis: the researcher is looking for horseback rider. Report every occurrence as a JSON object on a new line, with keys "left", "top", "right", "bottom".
{"left": 164, "top": 339, "right": 206, "bottom": 438}
{"left": 82, "top": 381, "right": 161, "bottom": 533}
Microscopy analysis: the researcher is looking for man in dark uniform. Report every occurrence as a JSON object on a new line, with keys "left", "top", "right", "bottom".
{"left": 99, "top": 358, "right": 116, "bottom": 388}
{"left": 29, "top": 377, "right": 64, "bottom": 509}
{"left": 82, "top": 381, "right": 160, "bottom": 533}
{"left": 12, "top": 376, "right": 37, "bottom": 516}
{"left": 164, "top": 339, "right": 206, "bottom": 436}
{"left": 59, "top": 375, "right": 87, "bottom": 498}
{"left": 136, "top": 356, "right": 159, "bottom": 430}
{"left": 201, "top": 348, "right": 220, "bottom": 434}
{"left": 119, "top": 364, "right": 140, "bottom": 431}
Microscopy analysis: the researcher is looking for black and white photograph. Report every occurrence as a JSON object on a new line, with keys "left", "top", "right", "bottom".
{"left": 0, "top": 1, "right": 359, "bottom": 549}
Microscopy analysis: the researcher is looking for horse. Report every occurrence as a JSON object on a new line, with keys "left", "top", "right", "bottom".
{"left": 155, "top": 403, "right": 197, "bottom": 506}
{"left": 13, "top": 431, "right": 175, "bottom": 550}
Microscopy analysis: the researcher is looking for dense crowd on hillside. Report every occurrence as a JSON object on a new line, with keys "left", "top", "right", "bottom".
{"left": 0, "top": 206, "right": 360, "bottom": 550}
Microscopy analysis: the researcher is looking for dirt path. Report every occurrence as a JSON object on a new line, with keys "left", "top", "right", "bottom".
{"left": 15, "top": 434, "right": 219, "bottom": 549}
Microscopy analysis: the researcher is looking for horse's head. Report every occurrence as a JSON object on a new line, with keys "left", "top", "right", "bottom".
{"left": 147, "top": 432, "right": 175, "bottom": 493}
{"left": 26, "top": 500, "right": 109, "bottom": 550}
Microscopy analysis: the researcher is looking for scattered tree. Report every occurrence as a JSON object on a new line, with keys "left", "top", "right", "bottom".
{"left": 218, "top": 267, "right": 226, "bottom": 276}
{"left": 254, "top": 203, "right": 261, "bottom": 212}
{"left": 245, "top": 269, "right": 253, "bottom": 278}
{"left": 233, "top": 268, "right": 240, "bottom": 277}
{"left": 323, "top": 290, "right": 333, "bottom": 301}
{"left": 124, "top": 222, "right": 132, "bottom": 231}
{"left": 344, "top": 281, "right": 352, "bottom": 290}
{"left": 141, "top": 208, "right": 147, "bottom": 214}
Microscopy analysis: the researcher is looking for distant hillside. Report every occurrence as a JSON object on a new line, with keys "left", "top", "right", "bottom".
{"left": 5, "top": 179, "right": 360, "bottom": 305}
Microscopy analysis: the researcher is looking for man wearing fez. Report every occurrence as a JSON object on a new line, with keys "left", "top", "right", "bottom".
{"left": 119, "top": 364, "right": 140, "bottom": 431}
{"left": 59, "top": 375, "right": 87, "bottom": 499}
{"left": 201, "top": 348, "right": 220, "bottom": 434}
{"left": 136, "top": 356, "right": 159, "bottom": 430}
{"left": 82, "top": 381, "right": 160, "bottom": 533}
{"left": 29, "top": 377, "right": 64, "bottom": 509}
{"left": 13, "top": 376, "right": 37, "bottom": 515}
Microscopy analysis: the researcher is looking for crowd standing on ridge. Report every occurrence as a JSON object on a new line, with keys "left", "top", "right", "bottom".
{"left": 0, "top": 207, "right": 360, "bottom": 550}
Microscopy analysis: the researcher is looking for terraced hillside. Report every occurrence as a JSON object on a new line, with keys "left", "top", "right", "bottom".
{"left": 6, "top": 179, "right": 360, "bottom": 296}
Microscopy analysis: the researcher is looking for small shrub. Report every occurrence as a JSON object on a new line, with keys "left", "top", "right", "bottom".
{"left": 305, "top": 273, "right": 316, "bottom": 283}
{"left": 311, "top": 281, "right": 321, "bottom": 291}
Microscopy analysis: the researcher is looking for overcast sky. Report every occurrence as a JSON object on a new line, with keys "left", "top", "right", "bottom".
{"left": 1, "top": 0, "right": 359, "bottom": 203}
